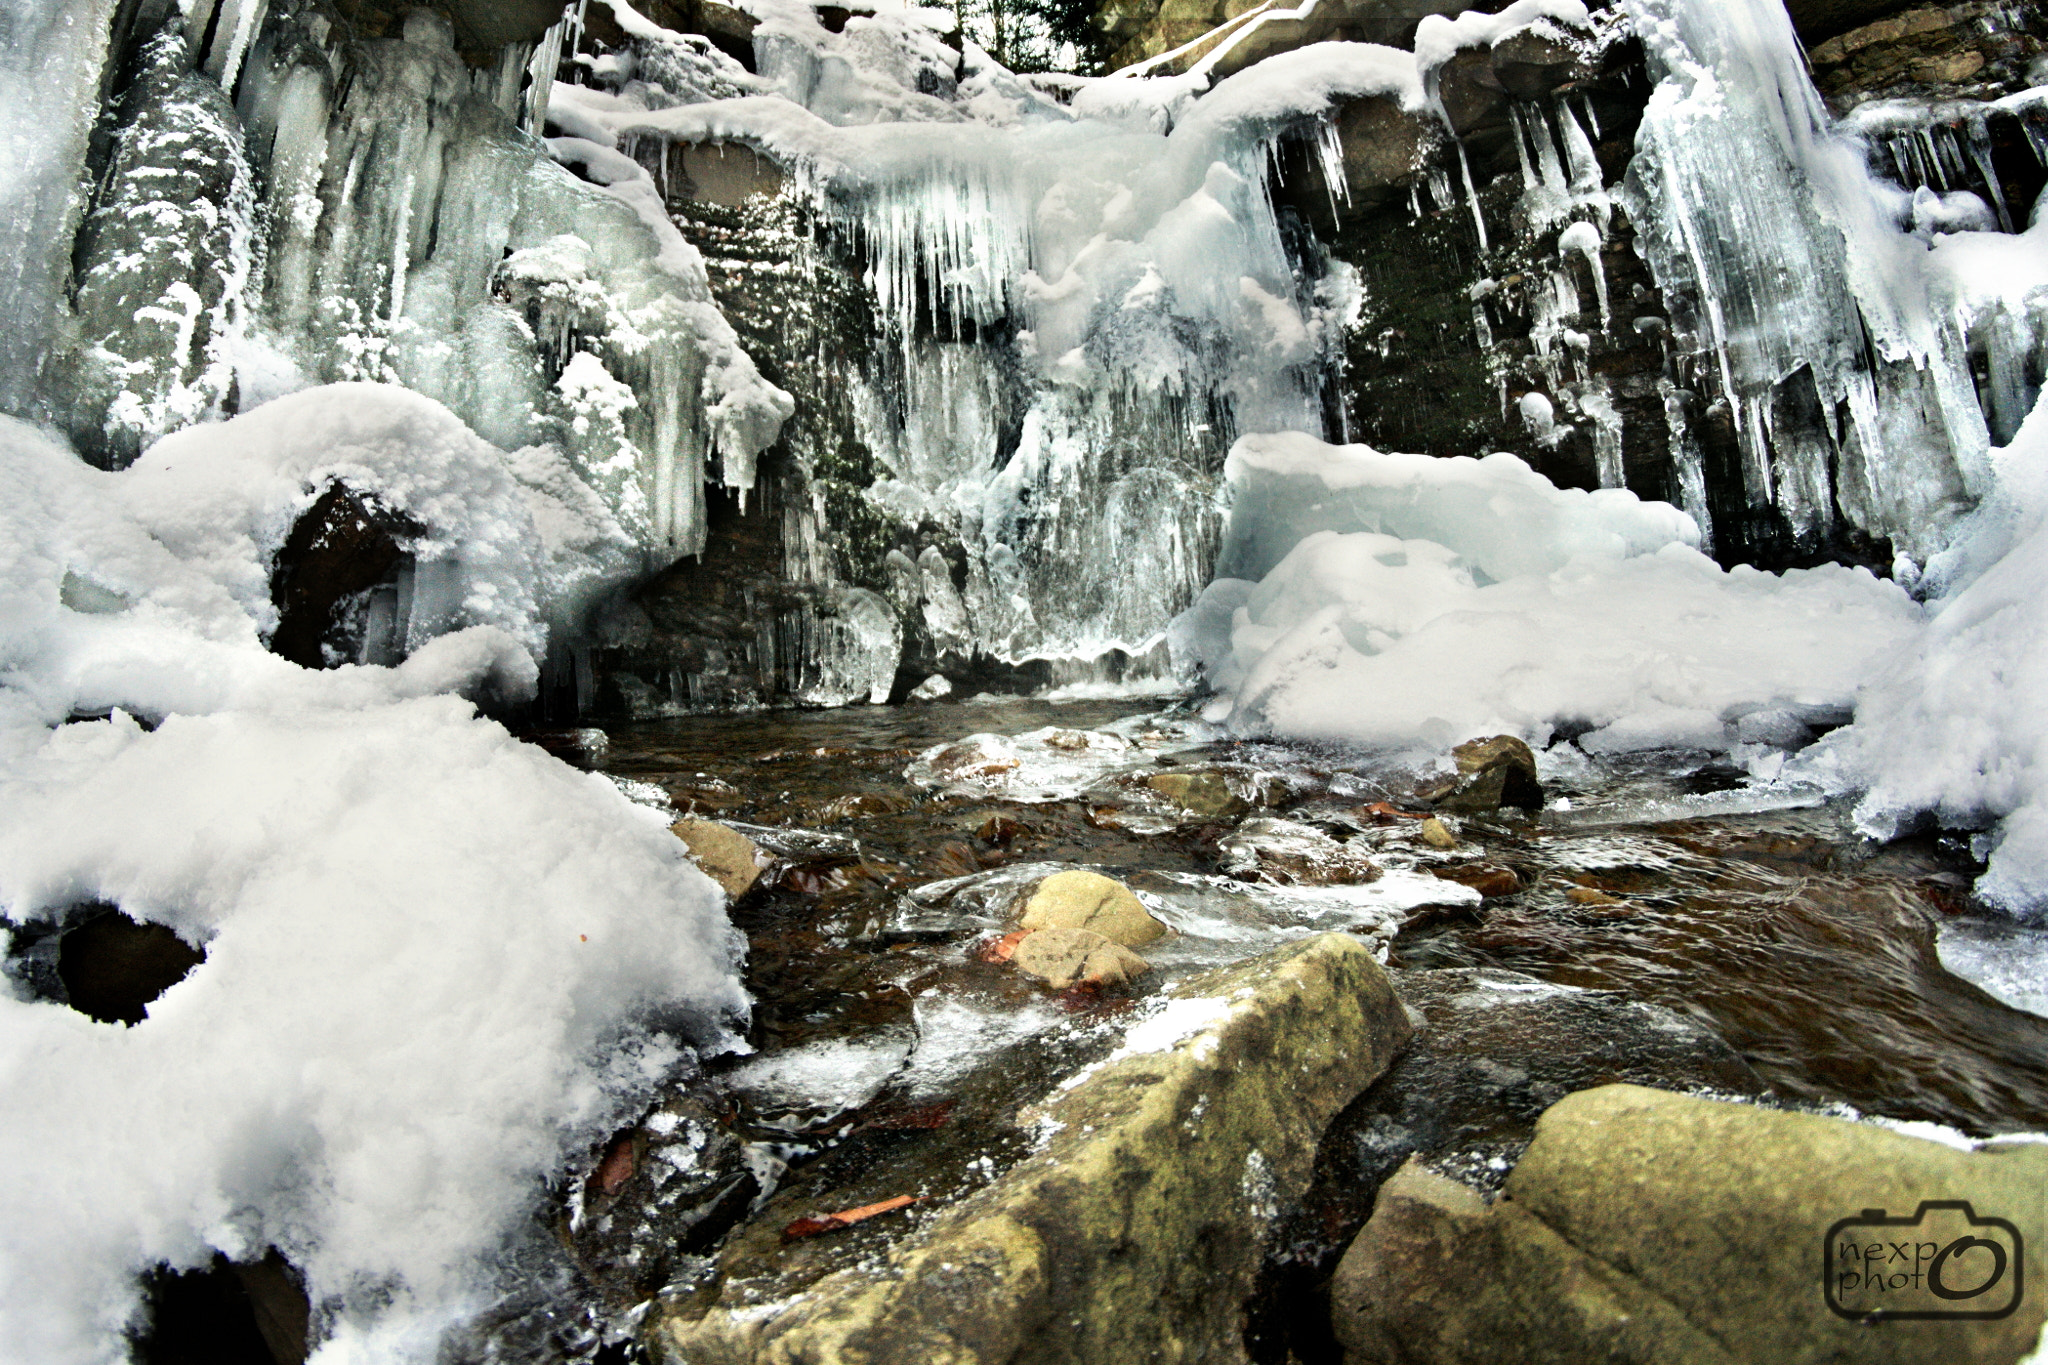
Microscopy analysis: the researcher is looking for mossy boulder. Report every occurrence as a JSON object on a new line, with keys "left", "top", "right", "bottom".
{"left": 655, "top": 932, "right": 1412, "bottom": 1365}
{"left": 1334, "top": 1085, "right": 2048, "bottom": 1365}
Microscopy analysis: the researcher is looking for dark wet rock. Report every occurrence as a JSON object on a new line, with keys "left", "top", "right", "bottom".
{"left": 58, "top": 910, "right": 205, "bottom": 1026}
{"left": 135, "top": 1252, "right": 309, "bottom": 1365}
{"left": 1009, "top": 926, "right": 1152, "bottom": 989}
{"left": 1243, "top": 969, "right": 1767, "bottom": 1362}
{"left": 570, "top": 1092, "right": 760, "bottom": 1306}
{"left": 1332, "top": 1084, "right": 2048, "bottom": 1365}
{"left": 656, "top": 933, "right": 1411, "bottom": 1365}
{"left": 670, "top": 818, "right": 772, "bottom": 900}
{"left": 1015, "top": 868, "right": 1168, "bottom": 947}
{"left": 1332, "top": 96, "right": 1440, "bottom": 200}
{"left": 1218, "top": 817, "right": 1384, "bottom": 887}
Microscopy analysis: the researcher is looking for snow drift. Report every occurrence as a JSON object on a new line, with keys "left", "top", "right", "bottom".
{"left": 0, "top": 389, "right": 745, "bottom": 1361}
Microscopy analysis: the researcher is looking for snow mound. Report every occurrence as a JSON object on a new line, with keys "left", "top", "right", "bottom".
{"left": 1176, "top": 433, "right": 1920, "bottom": 753}
{"left": 0, "top": 393, "right": 744, "bottom": 1361}
{"left": 1809, "top": 397, "right": 2048, "bottom": 915}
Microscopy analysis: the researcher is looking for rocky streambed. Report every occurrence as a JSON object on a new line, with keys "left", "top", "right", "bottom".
{"left": 489, "top": 701, "right": 2048, "bottom": 1360}
{"left": 460, "top": 697, "right": 2048, "bottom": 1364}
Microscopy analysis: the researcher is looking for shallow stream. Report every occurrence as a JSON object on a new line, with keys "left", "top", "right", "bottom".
{"left": 515, "top": 696, "right": 2048, "bottom": 1361}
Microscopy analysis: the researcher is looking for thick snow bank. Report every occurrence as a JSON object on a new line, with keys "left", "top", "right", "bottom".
{"left": 1176, "top": 433, "right": 1920, "bottom": 753}
{"left": 0, "top": 393, "right": 744, "bottom": 1361}
{"left": 1810, "top": 398, "right": 2048, "bottom": 916}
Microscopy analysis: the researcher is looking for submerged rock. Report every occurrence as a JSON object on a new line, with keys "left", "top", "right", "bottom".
{"left": 654, "top": 933, "right": 1412, "bottom": 1365}
{"left": 1015, "top": 868, "right": 1168, "bottom": 947}
{"left": 1333, "top": 1085, "right": 2048, "bottom": 1365}
{"left": 1218, "top": 817, "right": 1383, "bottom": 886}
{"left": 1145, "top": 768, "right": 1250, "bottom": 821}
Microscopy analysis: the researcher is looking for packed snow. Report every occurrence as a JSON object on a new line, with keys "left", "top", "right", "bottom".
{"left": 1174, "top": 432, "right": 1920, "bottom": 754}
{"left": 0, "top": 391, "right": 746, "bottom": 1360}
{"left": 1803, "top": 399, "right": 2048, "bottom": 917}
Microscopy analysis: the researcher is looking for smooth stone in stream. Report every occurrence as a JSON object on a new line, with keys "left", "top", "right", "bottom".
{"left": 1333, "top": 1085, "right": 2048, "bottom": 1365}
{"left": 654, "top": 932, "right": 1412, "bottom": 1365}
{"left": 1015, "top": 868, "right": 1168, "bottom": 946}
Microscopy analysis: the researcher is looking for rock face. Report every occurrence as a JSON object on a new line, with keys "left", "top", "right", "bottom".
{"left": 1101, "top": 0, "right": 1497, "bottom": 76}
{"left": 654, "top": 932, "right": 1413, "bottom": 1365}
{"left": 1806, "top": 1, "right": 2048, "bottom": 110}
{"left": 1332, "top": 1085, "right": 2048, "bottom": 1365}
{"left": 670, "top": 819, "right": 771, "bottom": 899}
{"left": 1015, "top": 868, "right": 1169, "bottom": 946}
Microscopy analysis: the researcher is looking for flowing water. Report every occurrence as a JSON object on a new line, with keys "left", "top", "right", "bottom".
{"left": 565, "top": 698, "right": 2048, "bottom": 1137}
{"left": 506, "top": 696, "right": 2048, "bottom": 1361}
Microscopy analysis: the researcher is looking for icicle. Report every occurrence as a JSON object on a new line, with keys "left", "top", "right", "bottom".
{"left": 525, "top": 20, "right": 567, "bottom": 133}
{"left": 1455, "top": 138, "right": 1489, "bottom": 254}
{"left": 1963, "top": 115, "right": 2015, "bottom": 232}
{"left": 388, "top": 172, "right": 415, "bottom": 323}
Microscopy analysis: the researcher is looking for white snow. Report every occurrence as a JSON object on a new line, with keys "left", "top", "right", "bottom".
{"left": 1177, "top": 432, "right": 1920, "bottom": 753}
{"left": 1806, "top": 397, "right": 2048, "bottom": 915}
{"left": 0, "top": 393, "right": 745, "bottom": 1361}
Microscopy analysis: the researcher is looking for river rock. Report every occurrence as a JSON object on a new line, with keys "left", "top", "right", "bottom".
{"left": 1015, "top": 868, "right": 1168, "bottom": 946}
{"left": 670, "top": 818, "right": 771, "bottom": 899}
{"left": 1332, "top": 1085, "right": 2048, "bottom": 1365}
{"left": 1244, "top": 969, "right": 1769, "bottom": 1360}
{"left": 572, "top": 1093, "right": 759, "bottom": 1304}
{"left": 654, "top": 932, "right": 1412, "bottom": 1365}
{"left": 1145, "top": 768, "right": 1250, "bottom": 820}
{"left": 1009, "top": 926, "right": 1151, "bottom": 989}
{"left": 1433, "top": 735, "right": 1544, "bottom": 815}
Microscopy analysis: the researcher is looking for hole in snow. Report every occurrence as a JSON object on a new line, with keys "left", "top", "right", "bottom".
{"left": 56, "top": 908, "right": 205, "bottom": 1027}
{"left": 132, "top": 1251, "right": 308, "bottom": 1365}
{"left": 268, "top": 482, "right": 421, "bottom": 669}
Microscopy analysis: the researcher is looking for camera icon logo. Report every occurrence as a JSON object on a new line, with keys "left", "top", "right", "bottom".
{"left": 1826, "top": 1201, "right": 2024, "bottom": 1321}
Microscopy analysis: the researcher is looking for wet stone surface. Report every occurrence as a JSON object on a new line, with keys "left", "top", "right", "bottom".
{"left": 487, "top": 697, "right": 2048, "bottom": 1364}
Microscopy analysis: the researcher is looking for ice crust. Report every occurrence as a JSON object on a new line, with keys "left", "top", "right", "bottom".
{"left": 0, "top": 394, "right": 745, "bottom": 1360}
{"left": 1177, "top": 432, "right": 1921, "bottom": 753}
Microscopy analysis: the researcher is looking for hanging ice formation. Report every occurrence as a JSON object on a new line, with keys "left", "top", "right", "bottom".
{"left": 5, "top": 0, "right": 2047, "bottom": 709}
{"left": 8, "top": 0, "right": 791, "bottom": 585}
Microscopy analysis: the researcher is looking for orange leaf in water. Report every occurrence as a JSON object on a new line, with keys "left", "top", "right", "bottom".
{"left": 783, "top": 1195, "right": 917, "bottom": 1241}
{"left": 978, "top": 929, "right": 1031, "bottom": 963}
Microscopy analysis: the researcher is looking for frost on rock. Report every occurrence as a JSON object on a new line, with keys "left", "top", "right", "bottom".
{"left": 0, "top": 404, "right": 746, "bottom": 1362}
{"left": 1175, "top": 431, "right": 1920, "bottom": 754}
{"left": 60, "top": 26, "right": 258, "bottom": 468}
